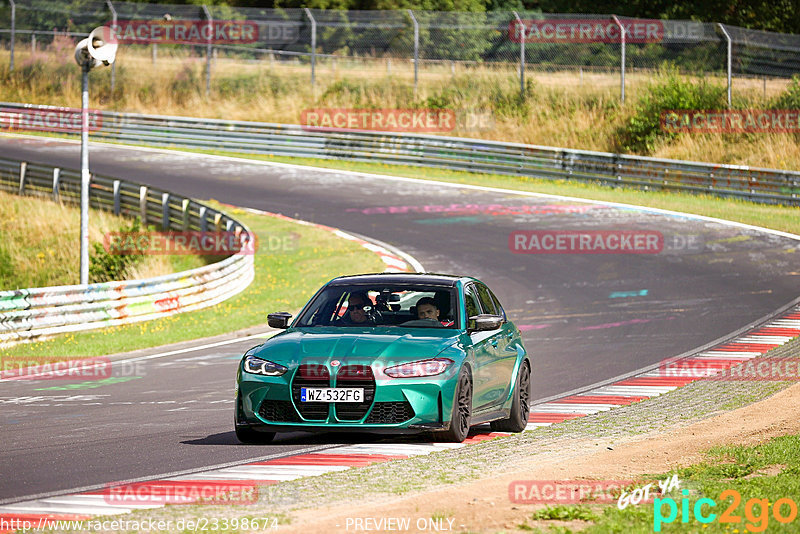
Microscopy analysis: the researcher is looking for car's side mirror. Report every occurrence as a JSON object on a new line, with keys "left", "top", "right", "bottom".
{"left": 468, "top": 314, "right": 504, "bottom": 333}
{"left": 267, "top": 312, "right": 292, "bottom": 329}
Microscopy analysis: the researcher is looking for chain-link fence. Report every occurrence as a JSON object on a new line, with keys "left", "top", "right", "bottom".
{"left": 1, "top": 1, "right": 800, "bottom": 102}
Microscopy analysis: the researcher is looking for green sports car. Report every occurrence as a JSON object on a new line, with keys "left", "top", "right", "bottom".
{"left": 234, "top": 273, "right": 531, "bottom": 443}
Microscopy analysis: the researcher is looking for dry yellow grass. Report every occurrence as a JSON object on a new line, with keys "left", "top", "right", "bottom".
{"left": 0, "top": 190, "right": 176, "bottom": 289}
{"left": 1, "top": 42, "right": 799, "bottom": 171}
{"left": 654, "top": 132, "right": 800, "bottom": 169}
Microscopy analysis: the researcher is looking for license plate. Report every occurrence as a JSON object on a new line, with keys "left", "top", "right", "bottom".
{"left": 300, "top": 387, "right": 364, "bottom": 403}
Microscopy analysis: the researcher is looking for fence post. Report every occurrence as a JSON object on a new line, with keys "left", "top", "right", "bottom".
{"left": 612, "top": 15, "right": 625, "bottom": 103}
{"left": 152, "top": 43, "right": 157, "bottom": 65}
{"left": 31, "top": 33, "right": 35, "bottom": 54}
{"left": 202, "top": 5, "right": 212, "bottom": 97}
{"left": 112, "top": 179, "right": 120, "bottom": 214}
{"left": 53, "top": 168, "right": 61, "bottom": 202}
{"left": 106, "top": 0, "right": 117, "bottom": 96}
{"left": 18, "top": 161, "right": 26, "bottom": 194}
{"left": 199, "top": 206, "right": 208, "bottom": 232}
{"left": 181, "top": 198, "right": 190, "bottom": 230}
{"left": 408, "top": 9, "right": 419, "bottom": 95}
{"left": 161, "top": 192, "right": 170, "bottom": 230}
{"left": 303, "top": 8, "right": 316, "bottom": 93}
{"left": 513, "top": 11, "right": 525, "bottom": 97}
{"left": 718, "top": 23, "right": 732, "bottom": 108}
{"left": 9, "top": 0, "right": 15, "bottom": 72}
{"left": 139, "top": 185, "right": 148, "bottom": 224}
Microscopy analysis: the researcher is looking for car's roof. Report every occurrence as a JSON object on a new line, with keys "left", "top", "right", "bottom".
{"left": 327, "top": 272, "right": 467, "bottom": 287}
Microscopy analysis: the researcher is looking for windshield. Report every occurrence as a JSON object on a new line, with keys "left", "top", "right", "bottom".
{"left": 295, "top": 284, "right": 459, "bottom": 329}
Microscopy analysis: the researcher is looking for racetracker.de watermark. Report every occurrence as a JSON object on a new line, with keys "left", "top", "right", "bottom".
{"left": 103, "top": 231, "right": 258, "bottom": 255}
{"left": 509, "top": 230, "right": 663, "bottom": 254}
{"left": 0, "top": 106, "right": 102, "bottom": 134}
{"left": 509, "top": 480, "right": 631, "bottom": 504}
{"left": 508, "top": 18, "right": 664, "bottom": 43}
{"left": 659, "top": 357, "right": 800, "bottom": 381}
{"left": 110, "top": 19, "right": 258, "bottom": 44}
{"left": 661, "top": 109, "right": 800, "bottom": 133}
{"left": 102, "top": 481, "right": 259, "bottom": 505}
{"left": 300, "top": 108, "right": 493, "bottom": 133}
{"left": 0, "top": 357, "right": 111, "bottom": 380}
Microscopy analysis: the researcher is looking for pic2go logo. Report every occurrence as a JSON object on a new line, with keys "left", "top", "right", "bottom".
{"left": 654, "top": 489, "right": 799, "bottom": 532}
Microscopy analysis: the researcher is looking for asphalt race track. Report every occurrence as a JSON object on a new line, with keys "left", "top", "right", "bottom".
{"left": 1, "top": 135, "right": 798, "bottom": 502}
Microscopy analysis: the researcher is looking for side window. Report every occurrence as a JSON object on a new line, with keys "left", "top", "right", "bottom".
{"left": 489, "top": 289, "right": 506, "bottom": 320}
{"left": 475, "top": 283, "right": 498, "bottom": 315}
{"left": 464, "top": 285, "right": 481, "bottom": 326}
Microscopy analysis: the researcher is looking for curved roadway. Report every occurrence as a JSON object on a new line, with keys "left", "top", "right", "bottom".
{"left": 1, "top": 136, "right": 798, "bottom": 502}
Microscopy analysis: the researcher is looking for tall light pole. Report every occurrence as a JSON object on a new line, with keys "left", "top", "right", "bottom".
{"left": 74, "top": 27, "right": 117, "bottom": 285}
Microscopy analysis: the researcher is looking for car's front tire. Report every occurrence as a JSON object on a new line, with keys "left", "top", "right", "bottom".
{"left": 235, "top": 394, "right": 276, "bottom": 444}
{"left": 235, "top": 424, "right": 276, "bottom": 444}
{"left": 433, "top": 366, "right": 472, "bottom": 443}
{"left": 491, "top": 359, "right": 531, "bottom": 433}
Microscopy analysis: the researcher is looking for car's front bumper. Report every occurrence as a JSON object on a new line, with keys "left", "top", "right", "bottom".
{"left": 239, "top": 420, "right": 452, "bottom": 435}
{"left": 237, "top": 367, "right": 459, "bottom": 433}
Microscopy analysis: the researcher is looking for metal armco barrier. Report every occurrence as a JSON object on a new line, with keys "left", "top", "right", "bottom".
{"left": 0, "top": 154, "right": 255, "bottom": 345}
{"left": 2, "top": 102, "right": 798, "bottom": 205}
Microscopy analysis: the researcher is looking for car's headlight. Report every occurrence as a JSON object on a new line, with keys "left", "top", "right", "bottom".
{"left": 243, "top": 355, "right": 288, "bottom": 376}
{"left": 383, "top": 358, "right": 454, "bottom": 378}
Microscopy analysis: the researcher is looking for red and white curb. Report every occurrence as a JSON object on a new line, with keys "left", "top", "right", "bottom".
{"left": 0, "top": 434, "right": 507, "bottom": 524}
{"left": 231, "top": 205, "right": 422, "bottom": 274}
{"left": 526, "top": 306, "right": 800, "bottom": 428}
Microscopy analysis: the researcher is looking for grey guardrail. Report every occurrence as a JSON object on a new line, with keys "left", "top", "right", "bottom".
{"left": 0, "top": 155, "right": 255, "bottom": 345}
{"left": 2, "top": 101, "right": 799, "bottom": 205}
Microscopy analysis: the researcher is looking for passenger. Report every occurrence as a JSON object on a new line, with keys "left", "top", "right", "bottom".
{"left": 416, "top": 297, "right": 454, "bottom": 327}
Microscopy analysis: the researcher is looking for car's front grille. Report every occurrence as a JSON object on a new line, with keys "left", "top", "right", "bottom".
{"left": 258, "top": 400, "right": 300, "bottom": 423}
{"left": 292, "top": 364, "right": 330, "bottom": 420}
{"left": 364, "top": 401, "right": 415, "bottom": 424}
{"left": 335, "top": 365, "right": 376, "bottom": 421}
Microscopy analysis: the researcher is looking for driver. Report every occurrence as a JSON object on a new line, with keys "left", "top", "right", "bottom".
{"left": 337, "top": 291, "right": 373, "bottom": 325}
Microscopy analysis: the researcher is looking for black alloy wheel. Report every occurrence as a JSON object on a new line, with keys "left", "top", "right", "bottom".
{"left": 434, "top": 367, "right": 472, "bottom": 442}
{"left": 490, "top": 360, "right": 530, "bottom": 433}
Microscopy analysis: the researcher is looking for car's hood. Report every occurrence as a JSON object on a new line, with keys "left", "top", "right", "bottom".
{"left": 249, "top": 327, "right": 461, "bottom": 366}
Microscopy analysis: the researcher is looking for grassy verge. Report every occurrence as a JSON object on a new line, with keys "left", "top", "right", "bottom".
{"left": 0, "top": 201, "right": 386, "bottom": 362}
{"left": 0, "top": 190, "right": 205, "bottom": 288}
{"left": 522, "top": 434, "right": 800, "bottom": 533}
